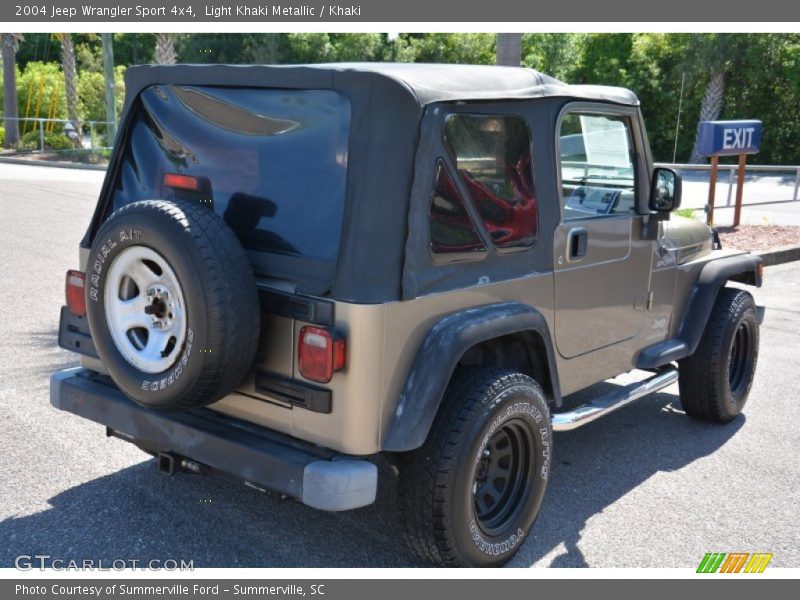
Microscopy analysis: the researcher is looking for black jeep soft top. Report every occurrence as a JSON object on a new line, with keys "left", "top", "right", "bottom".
{"left": 85, "top": 62, "right": 638, "bottom": 302}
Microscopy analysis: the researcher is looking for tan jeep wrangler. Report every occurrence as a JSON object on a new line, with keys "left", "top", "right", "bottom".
{"left": 52, "top": 63, "right": 763, "bottom": 567}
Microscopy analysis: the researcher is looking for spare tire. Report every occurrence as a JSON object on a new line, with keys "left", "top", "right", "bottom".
{"left": 85, "top": 199, "right": 260, "bottom": 411}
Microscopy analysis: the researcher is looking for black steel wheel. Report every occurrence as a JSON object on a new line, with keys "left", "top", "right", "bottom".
{"left": 728, "top": 320, "right": 755, "bottom": 401}
{"left": 399, "top": 368, "right": 551, "bottom": 567}
{"left": 473, "top": 419, "right": 535, "bottom": 536}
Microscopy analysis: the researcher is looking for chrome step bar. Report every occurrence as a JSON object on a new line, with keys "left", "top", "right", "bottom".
{"left": 552, "top": 367, "right": 679, "bottom": 432}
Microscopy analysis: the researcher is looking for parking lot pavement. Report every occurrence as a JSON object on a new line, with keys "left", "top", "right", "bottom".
{"left": 678, "top": 169, "right": 800, "bottom": 226}
{"left": 0, "top": 163, "right": 797, "bottom": 568}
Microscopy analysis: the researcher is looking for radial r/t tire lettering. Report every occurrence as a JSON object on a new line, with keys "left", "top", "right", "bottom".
{"left": 85, "top": 199, "right": 260, "bottom": 411}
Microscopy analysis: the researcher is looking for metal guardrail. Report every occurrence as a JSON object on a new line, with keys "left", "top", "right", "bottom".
{"left": 656, "top": 162, "right": 800, "bottom": 203}
{"left": 1, "top": 116, "right": 116, "bottom": 154}
{"left": 563, "top": 159, "right": 800, "bottom": 204}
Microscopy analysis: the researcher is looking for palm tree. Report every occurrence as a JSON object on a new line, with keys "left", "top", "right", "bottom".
{"left": 155, "top": 33, "right": 177, "bottom": 65}
{"left": 56, "top": 33, "right": 81, "bottom": 140}
{"left": 686, "top": 34, "right": 746, "bottom": 163}
{"left": 688, "top": 72, "right": 725, "bottom": 163}
{"left": 2, "top": 33, "right": 22, "bottom": 148}
{"left": 496, "top": 33, "right": 522, "bottom": 67}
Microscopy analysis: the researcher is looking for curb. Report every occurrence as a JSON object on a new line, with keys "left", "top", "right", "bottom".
{"left": 0, "top": 156, "right": 107, "bottom": 171}
{"left": 756, "top": 245, "right": 800, "bottom": 267}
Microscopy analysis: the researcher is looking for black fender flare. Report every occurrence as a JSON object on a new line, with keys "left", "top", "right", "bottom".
{"left": 637, "top": 253, "right": 762, "bottom": 369}
{"left": 381, "top": 302, "right": 560, "bottom": 452}
{"left": 678, "top": 253, "right": 762, "bottom": 356}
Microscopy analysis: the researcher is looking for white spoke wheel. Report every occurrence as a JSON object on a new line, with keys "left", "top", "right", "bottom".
{"left": 85, "top": 199, "right": 260, "bottom": 411}
{"left": 105, "top": 246, "right": 187, "bottom": 374}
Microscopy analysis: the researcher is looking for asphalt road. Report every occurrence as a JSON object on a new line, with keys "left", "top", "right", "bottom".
{"left": 0, "top": 162, "right": 798, "bottom": 568}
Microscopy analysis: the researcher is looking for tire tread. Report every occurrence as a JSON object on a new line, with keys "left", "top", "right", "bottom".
{"left": 94, "top": 200, "right": 260, "bottom": 410}
{"left": 398, "top": 368, "right": 546, "bottom": 567}
{"left": 678, "top": 287, "right": 758, "bottom": 423}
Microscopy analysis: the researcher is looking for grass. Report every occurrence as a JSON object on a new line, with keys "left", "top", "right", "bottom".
{"left": 674, "top": 208, "right": 696, "bottom": 219}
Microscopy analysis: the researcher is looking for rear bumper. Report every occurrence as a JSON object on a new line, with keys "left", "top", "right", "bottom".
{"left": 50, "top": 368, "right": 377, "bottom": 511}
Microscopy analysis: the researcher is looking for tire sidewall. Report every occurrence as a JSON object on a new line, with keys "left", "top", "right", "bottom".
{"left": 86, "top": 209, "right": 210, "bottom": 408}
{"left": 450, "top": 381, "right": 551, "bottom": 566}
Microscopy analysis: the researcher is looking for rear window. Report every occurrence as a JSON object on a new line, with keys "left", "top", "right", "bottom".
{"left": 115, "top": 85, "right": 351, "bottom": 263}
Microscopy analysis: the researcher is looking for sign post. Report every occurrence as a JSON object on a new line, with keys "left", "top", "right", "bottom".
{"left": 696, "top": 120, "right": 762, "bottom": 226}
{"left": 707, "top": 155, "right": 720, "bottom": 226}
{"left": 734, "top": 153, "right": 748, "bottom": 226}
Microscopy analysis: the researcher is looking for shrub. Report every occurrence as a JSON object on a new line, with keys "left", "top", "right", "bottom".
{"left": 44, "top": 133, "right": 74, "bottom": 150}
{"left": 15, "top": 61, "right": 125, "bottom": 127}
{"left": 674, "top": 208, "right": 697, "bottom": 219}
{"left": 20, "top": 130, "right": 41, "bottom": 150}
{"left": 0, "top": 127, "right": 4, "bottom": 147}
{"left": 19, "top": 129, "right": 74, "bottom": 151}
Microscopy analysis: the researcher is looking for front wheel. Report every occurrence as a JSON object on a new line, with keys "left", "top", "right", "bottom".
{"left": 679, "top": 288, "right": 760, "bottom": 423}
{"left": 398, "top": 368, "right": 552, "bottom": 567}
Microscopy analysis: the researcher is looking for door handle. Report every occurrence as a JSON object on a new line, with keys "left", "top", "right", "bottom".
{"left": 567, "top": 227, "right": 588, "bottom": 261}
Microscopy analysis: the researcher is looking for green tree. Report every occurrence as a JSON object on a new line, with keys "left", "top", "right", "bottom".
{"left": 112, "top": 33, "right": 156, "bottom": 66}
{"left": 246, "top": 34, "right": 283, "bottom": 64}
{"left": 719, "top": 34, "right": 800, "bottom": 164}
{"left": 572, "top": 33, "right": 634, "bottom": 87}
{"left": 14, "top": 33, "right": 57, "bottom": 68}
{"left": 77, "top": 65, "right": 125, "bottom": 122}
{"left": 405, "top": 33, "right": 495, "bottom": 64}
{"left": 330, "top": 34, "right": 386, "bottom": 62}
{"left": 521, "top": 33, "right": 585, "bottom": 80}
{"left": 73, "top": 33, "right": 102, "bottom": 72}
{"left": 626, "top": 34, "right": 689, "bottom": 162}
{"left": 682, "top": 34, "right": 746, "bottom": 163}
{"left": 283, "top": 33, "right": 332, "bottom": 63}
{"left": 5, "top": 32, "right": 798, "bottom": 164}
{"left": 177, "top": 34, "right": 252, "bottom": 63}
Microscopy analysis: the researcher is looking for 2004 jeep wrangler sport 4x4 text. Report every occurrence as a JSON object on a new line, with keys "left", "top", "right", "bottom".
{"left": 51, "top": 63, "right": 764, "bottom": 567}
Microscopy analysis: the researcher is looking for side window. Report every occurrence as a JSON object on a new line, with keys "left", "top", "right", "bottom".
{"left": 559, "top": 112, "right": 637, "bottom": 220}
{"left": 429, "top": 160, "right": 487, "bottom": 258}
{"left": 443, "top": 114, "right": 538, "bottom": 250}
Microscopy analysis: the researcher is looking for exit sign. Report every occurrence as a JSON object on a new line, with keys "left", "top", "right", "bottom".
{"left": 696, "top": 120, "right": 763, "bottom": 157}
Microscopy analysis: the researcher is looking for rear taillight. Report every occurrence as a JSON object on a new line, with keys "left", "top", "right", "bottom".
{"left": 65, "top": 270, "right": 86, "bottom": 316}
{"left": 164, "top": 173, "right": 200, "bottom": 191}
{"left": 298, "top": 326, "right": 346, "bottom": 384}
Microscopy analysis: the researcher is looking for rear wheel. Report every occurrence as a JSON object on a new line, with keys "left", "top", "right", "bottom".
{"left": 86, "top": 199, "right": 260, "bottom": 411}
{"left": 398, "top": 368, "right": 551, "bottom": 567}
{"left": 678, "top": 288, "right": 759, "bottom": 423}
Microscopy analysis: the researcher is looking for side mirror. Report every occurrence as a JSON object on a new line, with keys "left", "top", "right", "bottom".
{"left": 650, "top": 167, "right": 682, "bottom": 213}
